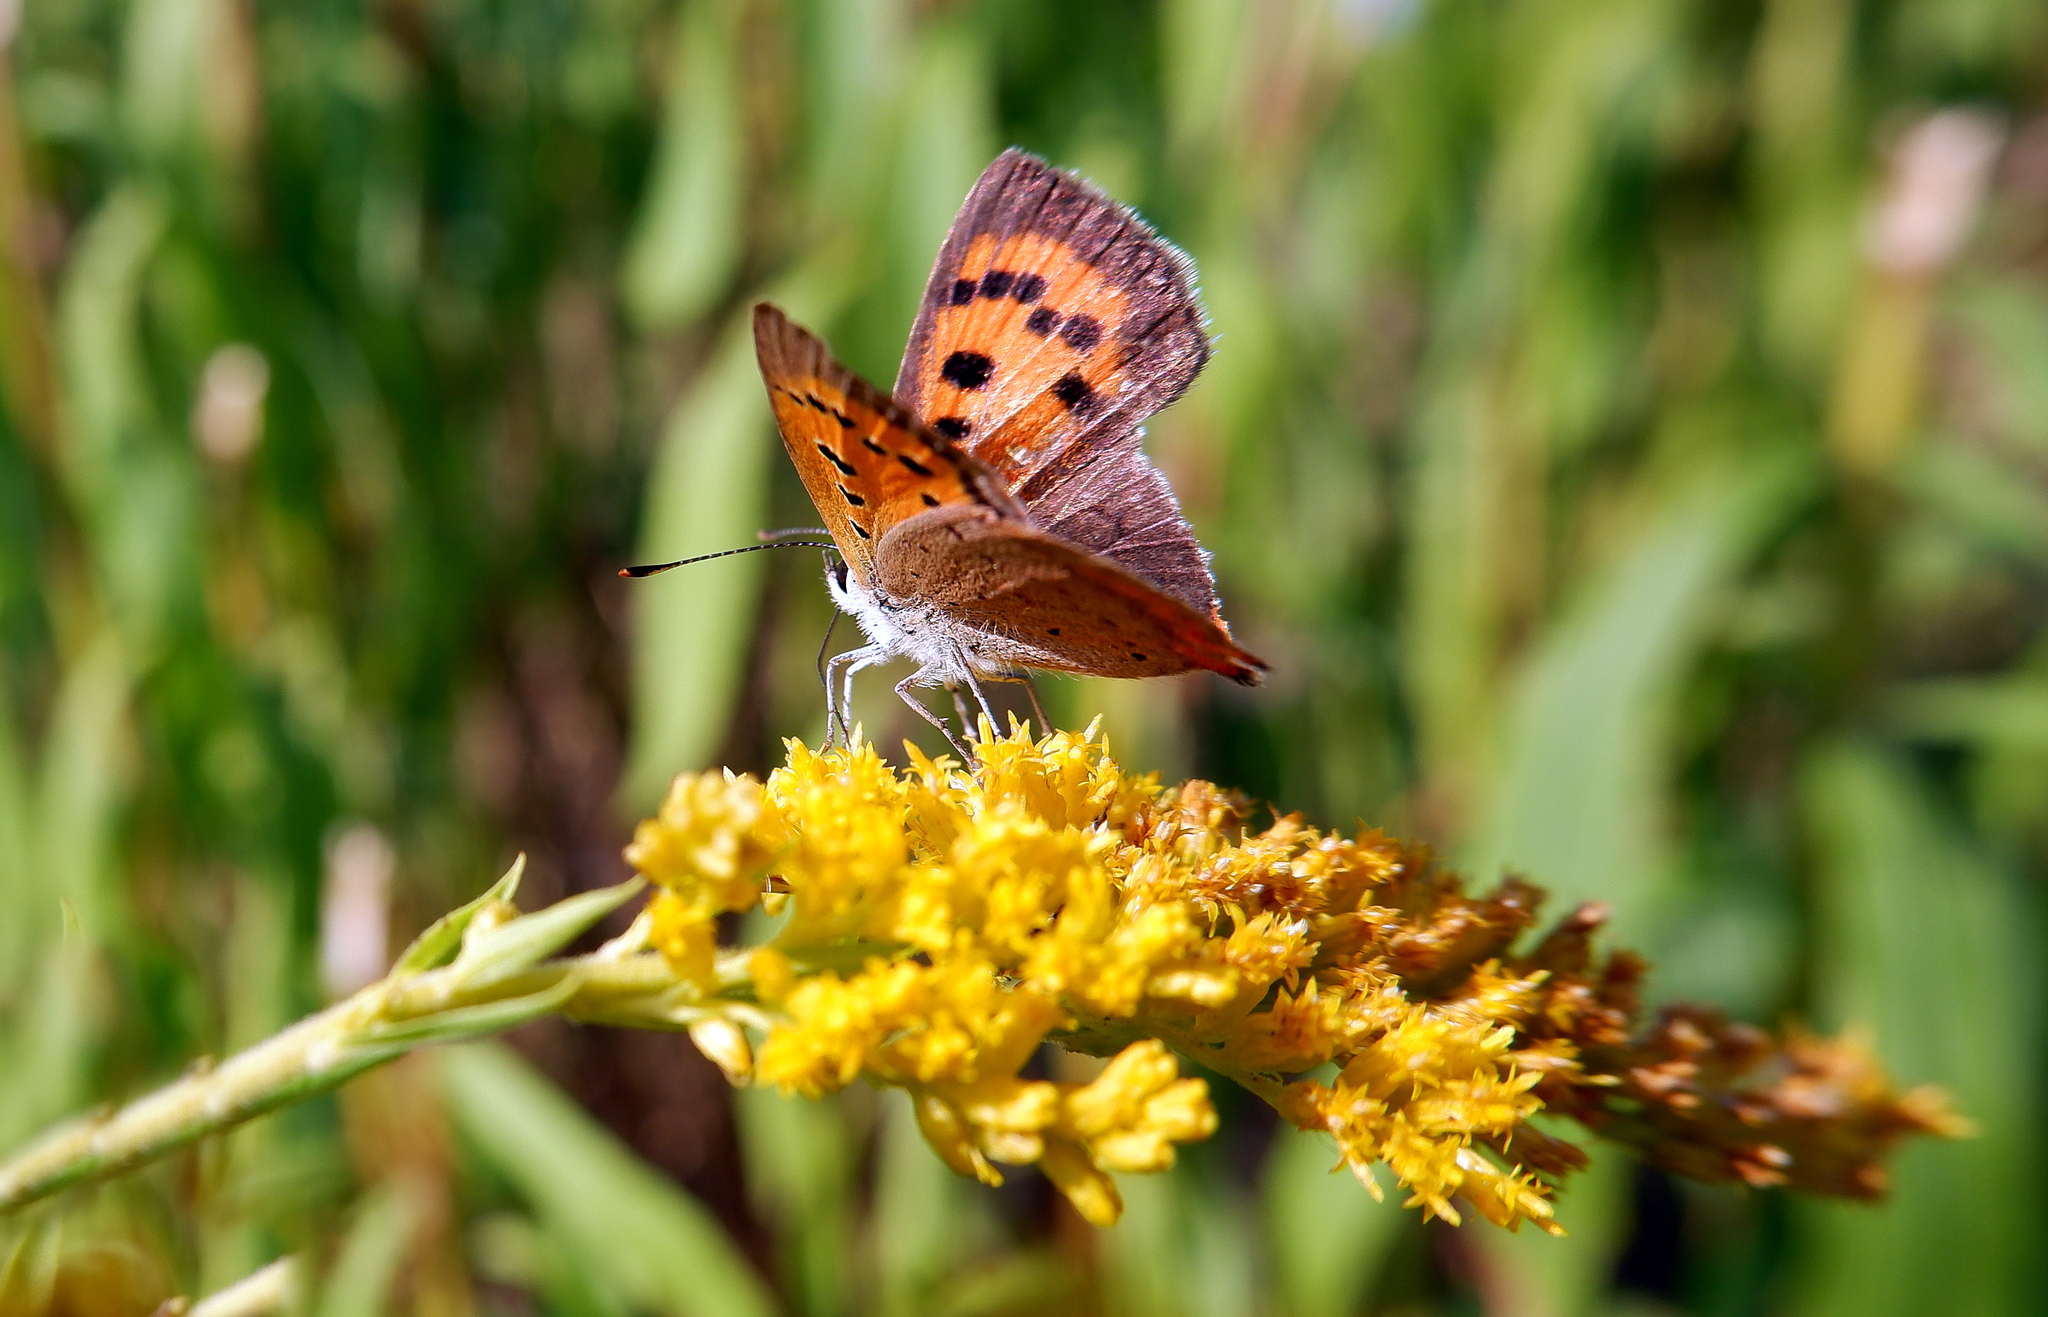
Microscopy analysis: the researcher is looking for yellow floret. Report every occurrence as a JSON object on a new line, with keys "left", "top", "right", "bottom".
{"left": 625, "top": 769, "right": 776, "bottom": 916}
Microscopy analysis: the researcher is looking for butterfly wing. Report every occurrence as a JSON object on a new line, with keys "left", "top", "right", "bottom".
{"left": 1015, "top": 447, "right": 1221, "bottom": 623}
{"left": 875, "top": 504, "right": 1265, "bottom": 685}
{"left": 894, "top": 149, "right": 1222, "bottom": 618}
{"left": 753, "top": 303, "right": 1020, "bottom": 590}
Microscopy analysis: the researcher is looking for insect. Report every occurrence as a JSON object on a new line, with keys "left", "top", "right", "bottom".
{"left": 755, "top": 149, "right": 1265, "bottom": 753}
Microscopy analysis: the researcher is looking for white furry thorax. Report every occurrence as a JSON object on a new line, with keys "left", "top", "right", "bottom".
{"left": 825, "top": 565, "right": 1028, "bottom": 687}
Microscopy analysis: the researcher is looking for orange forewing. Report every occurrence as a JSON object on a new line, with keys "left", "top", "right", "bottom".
{"left": 753, "top": 304, "right": 1016, "bottom": 589}
{"left": 894, "top": 151, "right": 1210, "bottom": 509}
{"left": 905, "top": 231, "right": 1133, "bottom": 489}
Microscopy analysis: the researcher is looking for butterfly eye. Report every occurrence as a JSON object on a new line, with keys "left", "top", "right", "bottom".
{"left": 827, "top": 558, "right": 850, "bottom": 591}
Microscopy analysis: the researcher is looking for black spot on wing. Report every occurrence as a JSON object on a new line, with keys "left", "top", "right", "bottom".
{"left": 950, "top": 279, "right": 977, "bottom": 305}
{"left": 921, "top": 492, "right": 940, "bottom": 507}
{"left": 932, "top": 416, "right": 970, "bottom": 438}
{"left": 1012, "top": 273, "right": 1047, "bottom": 303}
{"left": 898, "top": 454, "right": 933, "bottom": 476}
{"left": 1052, "top": 373, "right": 1095, "bottom": 412}
{"left": 942, "top": 351, "right": 994, "bottom": 390}
{"left": 851, "top": 521, "right": 871, "bottom": 540}
{"left": 978, "top": 269, "right": 1014, "bottom": 298}
{"left": 1059, "top": 315, "right": 1102, "bottom": 354}
{"left": 838, "top": 484, "right": 866, "bottom": 508}
{"left": 1025, "top": 307, "right": 1060, "bottom": 336}
{"left": 862, "top": 436, "right": 887, "bottom": 455}
{"left": 816, "top": 443, "right": 857, "bottom": 476}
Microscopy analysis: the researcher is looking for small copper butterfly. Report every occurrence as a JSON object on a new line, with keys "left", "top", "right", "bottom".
{"left": 754, "top": 149, "right": 1265, "bottom": 749}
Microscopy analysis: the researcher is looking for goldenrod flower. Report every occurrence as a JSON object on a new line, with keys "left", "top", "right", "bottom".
{"left": 630, "top": 769, "right": 779, "bottom": 989}
{"left": 624, "top": 722, "right": 1957, "bottom": 1230}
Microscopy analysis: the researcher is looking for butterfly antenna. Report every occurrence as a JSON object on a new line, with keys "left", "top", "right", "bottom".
{"left": 759, "top": 526, "right": 829, "bottom": 542}
{"left": 618, "top": 541, "right": 836, "bottom": 578}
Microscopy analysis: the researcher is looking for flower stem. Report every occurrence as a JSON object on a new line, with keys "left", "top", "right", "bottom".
{"left": 0, "top": 879, "right": 715, "bottom": 1216}
{"left": 0, "top": 995, "right": 403, "bottom": 1213}
{"left": 172, "top": 1256, "right": 298, "bottom": 1317}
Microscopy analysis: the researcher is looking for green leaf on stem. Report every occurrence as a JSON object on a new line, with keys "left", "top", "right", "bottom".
{"left": 448, "top": 878, "right": 645, "bottom": 991}
{"left": 391, "top": 855, "right": 527, "bottom": 978}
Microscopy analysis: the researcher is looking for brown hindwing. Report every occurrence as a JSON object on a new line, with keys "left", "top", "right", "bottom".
{"left": 753, "top": 303, "right": 1019, "bottom": 589}
{"left": 874, "top": 504, "right": 1265, "bottom": 686}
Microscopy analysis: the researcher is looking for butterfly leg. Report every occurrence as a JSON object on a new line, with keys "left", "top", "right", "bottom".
{"left": 981, "top": 672, "right": 1051, "bottom": 738}
{"left": 959, "top": 665, "right": 1001, "bottom": 744}
{"left": 821, "top": 649, "right": 854, "bottom": 748}
{"left": 897, "top": 673, "right": 973, "bottom": 761}
{"left": 947, "top": 685, "right": 976, "bottom": 736}
{"left": 826, "top": 644, "right": 885, "bottom": 748}
{"left": 1021, "top": 675, "right": 1050, "bottom": 737}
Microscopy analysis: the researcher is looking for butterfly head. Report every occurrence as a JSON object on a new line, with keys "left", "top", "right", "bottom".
{"left": 823, "top": 552, "right": 857, "bottom": 609}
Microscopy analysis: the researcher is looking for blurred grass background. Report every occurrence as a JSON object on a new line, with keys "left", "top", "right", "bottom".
{"left": 1, "top": 0, "right": 2045, "bottom": 1312}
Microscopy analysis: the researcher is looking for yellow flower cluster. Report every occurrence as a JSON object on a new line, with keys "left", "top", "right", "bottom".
{"left": 624, "top": 723, "right": 1567, "bottom": 1231}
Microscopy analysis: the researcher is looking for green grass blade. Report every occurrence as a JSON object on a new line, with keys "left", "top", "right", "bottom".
{"left": 1470, "top": 452, "right": 1811, "bottom": 941}
{"left": 439, "top": 1042, "right": 778, "bottom": 1317}
{"left": 1788, "top": 743, "right": 2036, "bottom": 1317}
{"left": 734, "top": 1085, "right": 854, "bottom": 1317}
{"left": 621, "top": 317, "right": 782, "bottom": 809}
{"left": 1260, "top": 1128, "right": 1408, "bottom": 1317}
{"left": 619, "top": 0, "right": 745, "bottom": 330}
{"left": 315, "top": 1188, "right": 415, "bottom": 1317}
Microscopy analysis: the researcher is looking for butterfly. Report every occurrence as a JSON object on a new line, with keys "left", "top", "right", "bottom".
{"left": 754, "top": 149, "right": 1265, "bottom": 753}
